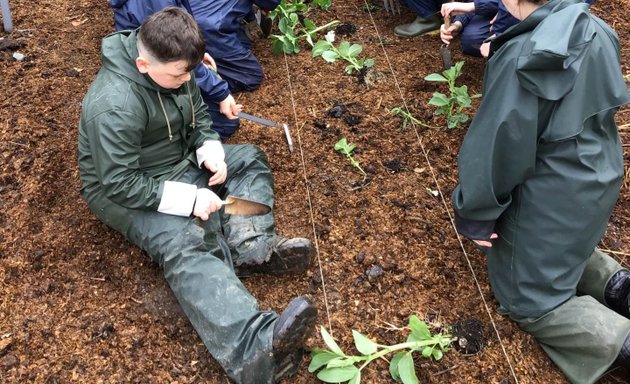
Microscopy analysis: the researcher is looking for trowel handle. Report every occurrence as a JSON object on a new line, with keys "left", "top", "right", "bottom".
{"left": 444, "top": 15, "right": 451, "bottom": 29}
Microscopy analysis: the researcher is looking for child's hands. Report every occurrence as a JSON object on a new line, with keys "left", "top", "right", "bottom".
{"left": 440, "top": 21, "right": 462, "bottom": 45}
{"left": 473, "top": 233, "right": 499, "bottom": 247}
{"left": 219, "top": 94, "right": 243, "bottom": 120}
{"left": 193, "top": 188, "right": 223, "bottom": 220}
{"left": 198, "top": 141, "right": 227, "bottom": 186}
{"left": 202, "top": 53, "right": 219, "bottom": 74}
{"left": 441, "top": 2, "right": 475, "bottom": 17}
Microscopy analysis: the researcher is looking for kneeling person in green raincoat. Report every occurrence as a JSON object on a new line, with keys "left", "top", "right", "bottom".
{"left": 77, "top": 8, "right": 317, "bottom": 383}
{"left": 452, "top": 0, "right": 630, "bottom": 382}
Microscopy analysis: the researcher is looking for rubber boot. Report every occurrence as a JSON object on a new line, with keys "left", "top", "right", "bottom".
{"left": 605, "top": 270, "right": 630, "bottom": 318}
{"left": 394, "top": 15, "right": 441, "bottom": 37}
{"left": 235, "top": 236, "right": 314, "bottom": 276}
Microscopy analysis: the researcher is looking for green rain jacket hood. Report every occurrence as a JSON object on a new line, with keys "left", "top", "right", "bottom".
{"left": 454, "top": 0, "right": 629, "bottom": 229}
{"left": 78, "top": 30, "right": 219, "bottom": 218}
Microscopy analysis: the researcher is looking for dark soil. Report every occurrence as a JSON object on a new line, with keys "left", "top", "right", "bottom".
{"left": 1, "top": 0, "right": 629, "bottom": 383}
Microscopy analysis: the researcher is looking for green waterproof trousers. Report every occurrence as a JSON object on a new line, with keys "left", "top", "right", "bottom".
{"left": 87, "top": 144, "right": 283, "bottom": 383}
{"left": 507, "top": 249, "right": 630, "bottom": 384}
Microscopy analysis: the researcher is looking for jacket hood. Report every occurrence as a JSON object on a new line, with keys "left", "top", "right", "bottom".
{"left": 101, "top": 30, "right": 154, "bottom": 89}
{"left": 493, "top": 0, "right": 605, "bottom": 100}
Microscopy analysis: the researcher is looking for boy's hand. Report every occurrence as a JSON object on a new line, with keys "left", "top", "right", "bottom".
{"left": 193, "top": 188, "right": 223, "bottom": 220}
{"left": 204, "top": 157, "right": 227, "bottom": 186}
{"left": 202, "top": 53, "right": 219, "bottom": 74}
{"left": 440, "top": 21, "right": 462, "bottom": 45}
{"left": 219, "top": 94, "right": 243, "bottom": 120}
{"left": 441, "top": 2, "right": 475, "bottom": 17}
{"left": 473, "top": 233, "right": 499, "bottom": 247}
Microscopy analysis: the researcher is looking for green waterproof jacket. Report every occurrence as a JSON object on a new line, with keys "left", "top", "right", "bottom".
{"left": 452, "top": 0, "right": 630, "bottom": 317}
{"left": 78, "top": 30, "right": 220, "bottom": 232}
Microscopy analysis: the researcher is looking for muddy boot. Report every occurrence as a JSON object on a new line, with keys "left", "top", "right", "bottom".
{"left": 394, "top": 15, "right": 441, "bottom": 37}
{"left": 236, "top": 237, "right": 314, "bottom": 276}
{"left": 605, "top": 270, "right": 630, "bottom": 318}
{"left": 272, "top": 296, "right": 318, "bottom": 382}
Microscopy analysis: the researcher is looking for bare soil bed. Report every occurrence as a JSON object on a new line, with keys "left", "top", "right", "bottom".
{"left": 1, "top": 0, "right": 629, "bottom": 383}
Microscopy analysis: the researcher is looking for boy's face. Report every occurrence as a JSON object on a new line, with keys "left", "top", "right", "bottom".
{"left": 137, "top": 58, "right": 192, "bottom": 89}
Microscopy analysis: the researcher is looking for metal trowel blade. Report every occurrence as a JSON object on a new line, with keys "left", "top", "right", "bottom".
{"left": 440, "top": 44, "right": 452, "bottom": 70}
{"left": 222, "top": 196, "right": 271, "bottom": 216}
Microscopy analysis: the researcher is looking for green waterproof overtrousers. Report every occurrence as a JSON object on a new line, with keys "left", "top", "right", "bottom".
{"left": 510, "top": 249, "right": 630, "bottom": 384}
{"left": 87, "top": 144, "right": 281, "bottom": 384}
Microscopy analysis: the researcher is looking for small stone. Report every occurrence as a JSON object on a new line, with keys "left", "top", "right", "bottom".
{"left": 66, "top": 68, "right": 80, "bottom": 77}
{"left": 0, "top": 354, "right": 18, "bottom": 369}
{"left": 12, "top": 52, "right": 25, "bottom": 61}
{"left": 366, "top": 264, "right": 383, "bottom": 281}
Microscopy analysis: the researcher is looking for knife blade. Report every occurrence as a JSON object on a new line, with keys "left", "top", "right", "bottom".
{"left": 238, "top": 112, "right": 294, "bottom": 153}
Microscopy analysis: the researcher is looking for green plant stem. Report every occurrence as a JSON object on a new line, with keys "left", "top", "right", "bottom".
{"left": 343, "top": 151, "right": 366, "bottom": 175}
{"left": 357, "top": 338, "right": 452, "bottom": 371}
{"left": 304, "top": 20, "right": 340, "bottom": 38}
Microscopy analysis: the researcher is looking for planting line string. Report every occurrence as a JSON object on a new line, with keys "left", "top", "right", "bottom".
{"left": 362, "top": 1, "right": 519, "bottom": 382}
{"left": 281, "top": 52, "right": 333, "bottom": 333}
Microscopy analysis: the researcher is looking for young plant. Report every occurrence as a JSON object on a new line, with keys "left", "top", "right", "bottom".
{"left": 270, "top": 0, "right": 338, "bottom": 54}
{"left": 424, "top": 61, "right": 480, "bottom": 129}
{"left": 334, "top": 138, "right": 366, "bottom": 176}
{"left": 310, "top": 315, "right": 452, "bottom": 384}
{"left": 312, "top": 31, "right": 375, "bottom": 74}
{"left": 390, "top": 107, "right": 438, "bottom": 130}
{"left": 311, "top": 0, "right": 333, "bottom": 10}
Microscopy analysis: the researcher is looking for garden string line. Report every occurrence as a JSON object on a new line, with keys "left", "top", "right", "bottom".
{"left": 362, "top": 1, "right": 519, "bottom": 382}
{"left": 281, "top": 52, "right": 334, "bottom": 334}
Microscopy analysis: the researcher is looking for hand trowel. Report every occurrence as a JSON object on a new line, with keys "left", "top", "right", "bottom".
{"left": 220, "top": 195, "right": 271, "bottom": 216}
{"left": 440, "top": 15, "right": 452, "bottom": 69}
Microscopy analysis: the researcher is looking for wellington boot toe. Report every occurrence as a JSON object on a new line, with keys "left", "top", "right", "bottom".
{"left": 394, "top": 15, "right": 441, "bottom": 37}
{"left": 272, "top": 296, "right": 318, "bottom": 382}
{"left": 236, "top": 237, "right": 314, "bottom": 276}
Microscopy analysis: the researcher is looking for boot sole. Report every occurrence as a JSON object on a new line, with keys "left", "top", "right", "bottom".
{"left": 272, "top": 298, "right": 318, "bottom": 381}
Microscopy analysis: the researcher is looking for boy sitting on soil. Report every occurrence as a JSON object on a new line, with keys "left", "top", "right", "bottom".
{"left": 77, "top": 8, "right": 316, "bottom": 384}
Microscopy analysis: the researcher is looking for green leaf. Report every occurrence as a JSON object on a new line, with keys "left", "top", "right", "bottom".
{"left": 364, "top": 58, "right": 375, "bottom": 67}
{"left": 334, "top": 138, "right": 348, "bottom": 152}
{"left": 424, "top": 73, "right": 448, "bottom": 82}
{"left": 398, "top": 353, "right": 419, "bottom": 384}
{"left": 303, "top": 18, "right": 317, "bottom": 31}
{"left": 347, "top": 43, "right": 363, "bottom": 58}
{"left": 320, "top": 327, "right": 345, "bottom": 356}
{"left": 344, "top": 64, "right": 356, "bottom": 74}
{"left": 428, "top": 93, "right": 450, "bottom": 107}
{"left": 322, "top": 50, "right": 340, "bottom": 62}
{"left": 432, "top": 349, "right": 444, "bottom": 360}
{"left": 409, "top": 315, "right": 431, "bottom": 340}
{"left": 421, "top": 346, "right": 432, "bottom": 358}
{"left": 348, "top": 371, "right": 361, "bottom": 384}
{"left": 312, "top": 40, "right": 332, "bottom": 57}
{"left": 338, "top": 41, "right": 351, "bottom": 57}
{"left": 272, "top": 39, "right": 284, "bottom": 54}
{"left": 317, "top": 366, "right": 360, "bottom": 383}
{"left": 309, "top": 350, "right": 340, "bottom": 372}
{"left": 326, "top": 357, "right": 358, "bottom": 368}
{"left": 352, "top": 330, "right": 377, "bottom": 355}
{"left": 389, "top": 351, "right": 406, "bottom": 381}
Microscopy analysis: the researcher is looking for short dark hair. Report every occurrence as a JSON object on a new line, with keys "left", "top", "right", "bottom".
{"left": 137, "top": 7, "right": 204, "bottom": 72}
